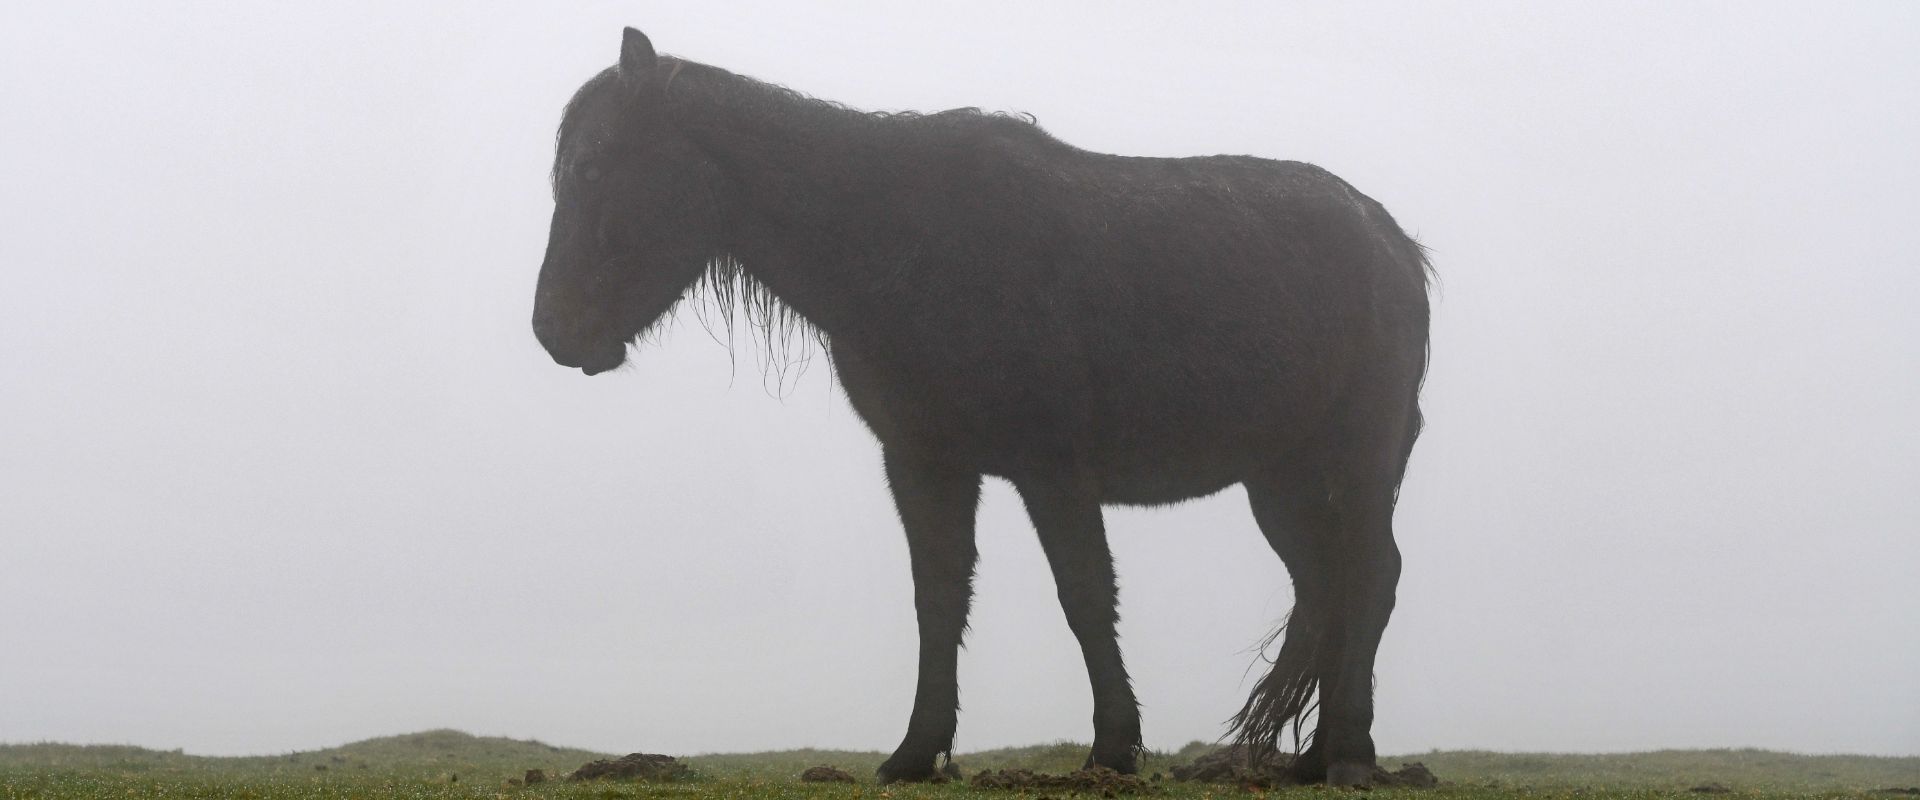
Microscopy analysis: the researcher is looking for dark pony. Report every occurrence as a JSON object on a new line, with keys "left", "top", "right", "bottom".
{"left": 532, "top": 28, "right": 1431, "bottom": 786}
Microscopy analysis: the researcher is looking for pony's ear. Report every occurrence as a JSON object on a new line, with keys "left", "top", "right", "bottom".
{"left": 619, "top": 27, "right": 658, "bottom": 77}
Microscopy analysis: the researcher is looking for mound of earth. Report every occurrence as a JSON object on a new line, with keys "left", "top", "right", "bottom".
{"left": 1376, "top": 762, "right": 1440, "bottom": 788}
{"left": 1169, "top": 745, "right": 1292, "bottom": 785}
{"left": 1170, "top": 745, "right": 1437, "bottom": 788}
{"left": 566, "top": 753, "right": 687, "bottom": 782}
{"left": 801, "top": 765, "right": 856, "bottom": 783}
{"left": 969, "top": 766, "right": 1156, "bottom": 795}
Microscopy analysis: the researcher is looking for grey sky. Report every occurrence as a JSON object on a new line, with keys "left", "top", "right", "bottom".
{"left": 2, "top": 1, "right": 1915, "bottom": 758}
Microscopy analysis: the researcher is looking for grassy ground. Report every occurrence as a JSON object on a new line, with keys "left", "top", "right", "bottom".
{"left": 2, "top": 730, "right": 1914, "bottom": 799}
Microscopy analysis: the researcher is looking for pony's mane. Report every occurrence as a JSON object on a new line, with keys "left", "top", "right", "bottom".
{"left": 684, "top": 256, "right": 828, "bottom": 398}
{"left": 556, "top": 59, "right": 1047, "bottom": 183}
{"left": 619, "top": 255, "right": 825, "bottom": 398}
{"left": 665, "top": 57, "right": 1052, "bottom": 148}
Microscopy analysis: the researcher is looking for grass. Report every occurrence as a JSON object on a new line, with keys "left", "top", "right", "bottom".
{"left": 1, "top": 730, "right": 1914, "bottom": 799}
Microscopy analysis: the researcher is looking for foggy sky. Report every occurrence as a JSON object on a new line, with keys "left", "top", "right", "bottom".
{"left": 2, "top": 1, "right": 1916, "bottom": 758}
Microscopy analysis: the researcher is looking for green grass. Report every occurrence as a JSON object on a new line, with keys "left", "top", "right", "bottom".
{"left": 2, "top": 730, "right": 1914, "bottom": 799}
{"left": 1360, "top": 750, "right": 1919, "bottom": 793}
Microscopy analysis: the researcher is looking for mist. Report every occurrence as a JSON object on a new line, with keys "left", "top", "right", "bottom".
{"left": 1, "top": 2, "right": 1915, "bottom": 757}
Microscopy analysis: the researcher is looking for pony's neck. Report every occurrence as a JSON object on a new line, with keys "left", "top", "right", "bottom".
{"left": 670, "top": 61, "right": 917, "bottom": 344}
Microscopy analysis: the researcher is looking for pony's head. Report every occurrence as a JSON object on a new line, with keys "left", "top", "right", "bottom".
{"left": 533, "top": 28, "right": 725, "bottom": 374}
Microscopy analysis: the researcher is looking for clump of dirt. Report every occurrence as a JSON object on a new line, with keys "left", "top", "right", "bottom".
{"left": 523, "top": 769, "right": 547, "bottom": 785}
{"left": 801, "top": 766, "right": 857, "bottom": 783}
{"left": 1689, "top": 783, "right": 1733, "bottom": 794}
{"left": 1169, "top": 745, "right": 1438, "bottom": 789}
{"left": 565, "top": 753, "right": 688, "bottom": 782}
{"left": 1379, "top": 762, "right": 1439, "bottom": 788}
{"left": 1170, "top": 745, "right": 1294, "bottom": 785}
{"left": 969, "top": 766, "right": 1156, "bottom": 795}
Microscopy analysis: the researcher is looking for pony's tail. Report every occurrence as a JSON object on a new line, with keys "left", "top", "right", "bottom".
{"left": 1226, "top": 610, "right": 1322, "bottom": 763}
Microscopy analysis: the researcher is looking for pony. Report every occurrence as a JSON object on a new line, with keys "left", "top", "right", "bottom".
{"left": 532, "top": 28, "right": 1431, "bottom": 786}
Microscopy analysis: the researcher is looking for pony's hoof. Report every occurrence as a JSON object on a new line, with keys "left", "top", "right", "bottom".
{"left": 1083, "top": 750, "right": 1139, "bottom": 775}
{"left": 875, "top": 757, "right": 940, "bottom": 785}
{"left": 1327, "top": 761, "right": 1375, "bottom": 788}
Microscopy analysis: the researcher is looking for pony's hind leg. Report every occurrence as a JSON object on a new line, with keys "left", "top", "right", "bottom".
{"left": 1238, "top": 404, "right": 1417, "bottom": 785}
{"left": 1316, "top": 398, "right": 1421, "bottom": 786}
{"left": 1237, "top": 473, "right": 1339, "bottom": 780}
{"left": 1313, "top": 479, "right": 1402, "bottom": 787}
{"left": 1015, "top": 477, "right": 1142, "bottom": 774}
{"left": 875, "top": 447, "right": 983, "bottom": 785}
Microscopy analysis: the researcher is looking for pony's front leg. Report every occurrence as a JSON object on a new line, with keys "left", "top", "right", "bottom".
{"left": 876, "top": 448, "right": 982, "bottom": 785}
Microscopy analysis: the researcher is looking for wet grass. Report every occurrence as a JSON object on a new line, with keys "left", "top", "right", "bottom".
{"left": 2, "top": 730, "right": 1913, "bottom": 799}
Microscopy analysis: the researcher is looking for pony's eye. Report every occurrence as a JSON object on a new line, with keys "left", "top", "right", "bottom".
{"left": 583, "top": 164, "right": 604, "bottom": 183}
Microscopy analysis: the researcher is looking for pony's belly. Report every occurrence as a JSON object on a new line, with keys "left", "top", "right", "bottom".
{"left": 831, "top": 339, "right": 1322, "bottom": 496}
{"left": 1081, "top": 427, "right": 1277, "bottom": 505}
{"left": 1092, "top": 468, "right": 1244, "bottom": 506}
{"left": 972, "top": 459, "right": 1243, "bottom": 506}
{"left": 964, "top": 425, "right": 1272, "bottom": 505}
